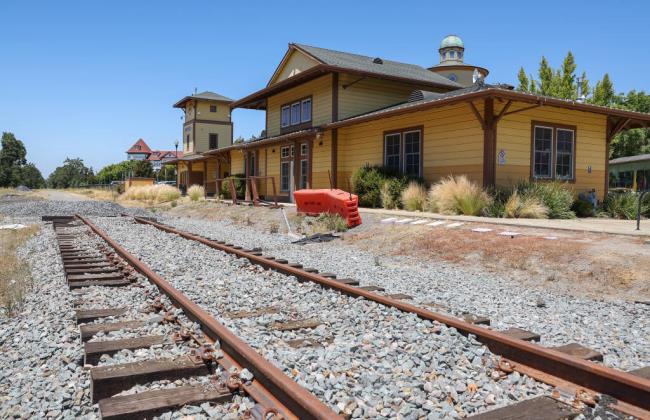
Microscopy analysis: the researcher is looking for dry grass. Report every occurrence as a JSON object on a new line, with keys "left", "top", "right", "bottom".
{"left": 69, "top": 188, "right": 118, "bottom": 201}
{"left": 428, "top": 175, "right": 492, "bottom": 216}
{"left": 0, "top": 225, "right": 40, "bottom": 315}
{"left": 120, "top": 185, "right": 181, "bottom": 204}
{"left": 187, "top": 185, "right": 205, "bottom": 201}
{"left": 504, "top": 191, "right": 549, "bottom": 219}
{"left": 401, "top": 182, "right": 427, "bottom": 211}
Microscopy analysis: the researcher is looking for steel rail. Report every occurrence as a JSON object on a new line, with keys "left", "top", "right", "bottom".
{"left": 132, "top": 216, "right": 650, "bottom": 411}
{"left": 76, "top": 215, "right": 339, "bottom": 420}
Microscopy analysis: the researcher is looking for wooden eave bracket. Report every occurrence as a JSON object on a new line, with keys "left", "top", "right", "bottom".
{"left": 608, "top": 117, "right": 631, "bottom": 140}
{"left": 468, "top": 101, "right": 486, "bottom": 130}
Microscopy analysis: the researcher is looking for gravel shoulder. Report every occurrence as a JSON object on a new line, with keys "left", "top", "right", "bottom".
{"left": 159, "top": 210, "right": 650, "bottom": 372}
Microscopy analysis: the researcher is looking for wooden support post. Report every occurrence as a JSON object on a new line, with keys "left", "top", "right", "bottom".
{"left": 331, "top": 129, "right": 338, "bottom": 189}
{"left": 203, "top": 160, "right": 207, "bottom": 198}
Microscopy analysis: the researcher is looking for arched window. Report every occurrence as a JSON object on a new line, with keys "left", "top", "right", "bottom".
{"left": 448, "top": 73, "right": 457, "bottom": 82}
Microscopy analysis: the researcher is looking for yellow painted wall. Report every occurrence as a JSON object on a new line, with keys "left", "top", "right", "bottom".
{"left": 338, "top": 74, "right": 435, "bottom": 120}
{"left": 496, "top": 103, "right": 607, "bottom": 199}
{"left": 337, "top": 102, "right": 485, "bottom": 187}
{"left": 183, "top": 124, "right": 193, "bottom": 153}
{"left": 194, "top": 123, "right": 232, "bottom": 152}
{"left": 195, "top": 101, "right": 231, "bottom": 122}
{"left": 270, "top": 50, "right": 320, "bottom": 85}
{"left": 267, "top": 74, "right": 332, "bottom": 137}
{"left": 230, "top": 150, "right": 246, "bottom": 176}
{"left": 312, "top": 131, "right": 332, "bottom": 189}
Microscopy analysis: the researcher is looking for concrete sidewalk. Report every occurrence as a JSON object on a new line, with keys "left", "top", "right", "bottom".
{"left": 359, "top": 207, "right": 650, "bottom": 237}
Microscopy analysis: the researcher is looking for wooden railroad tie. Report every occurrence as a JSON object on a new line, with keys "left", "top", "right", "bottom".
{"left": 84, "top": 335, "right": 165, "bottom": 365}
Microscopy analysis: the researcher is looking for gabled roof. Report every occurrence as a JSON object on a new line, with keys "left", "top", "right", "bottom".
{"left": 147, "top": 150, "right": 184, "bottom": 161}
{"left": 609, "top": 153, "right": 650, "bottom": 165}
{"left": 292, "top": 43, "right": 461, "bottom": 89}
{"left": 126, "top": 138, "right": 152, "bottom": 154}
{"left": 232, "top": 43, "right": 462, "bottom": 109}
{"left": 173, "top": 91, "right": 234, "bottom": 108}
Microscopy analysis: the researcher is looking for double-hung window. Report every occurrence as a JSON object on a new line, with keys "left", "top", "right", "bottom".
{"left": 280, "top": 162, "right": 290, "bottom": 192}
{"left": 532, "top": 123, "right": 575, "bottom": 181}
{"left": 281, "top": 97, "right": 312, "bottom": 129}
{"left": 281, "top": 106, "right": 290, "bottom": 128}
{"left": 383, "top": 129, "right": 422, "bottom": 177}
{"left": 209, "top": 133, "right": 218, "bottom": 150}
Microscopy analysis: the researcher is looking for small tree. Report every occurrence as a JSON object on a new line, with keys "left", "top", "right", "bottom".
{"left": 47, "top": 158, "right": 95, "bottom": 188}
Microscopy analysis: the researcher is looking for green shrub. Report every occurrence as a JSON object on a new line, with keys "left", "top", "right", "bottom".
{"left": 482, "top": 187, "right": 509, "bottom": 218}
{"left": 220, "top": 174, "right": 246, "bottom": 199}
{"left": 380, "top": 178, "right": 408, "bottom": 209}
{"left": 428, "top": 175, "right": 492, "bottom": 216}
{"left": 602, "top": 191, "right": 650, "bottom": 219}
{"left": 351, "top": 164, "right": 425, "bottom": 208}
{"left": 515, "top": 180, "right": 575, "bottom": 219}
{"left": 571, "top": 199, "right": 594, "bottom": 218}
{"left": 401, "top": 182, "right": 427, "bottom": 211}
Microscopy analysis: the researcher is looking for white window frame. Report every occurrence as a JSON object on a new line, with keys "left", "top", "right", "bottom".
{"left": 301, "top": 98, "right": 312, "bottom": 123}
{"left": 281, "top": 106, "right": 290, "bottom": 128}
{"left": 280, "top": 161, "right": 290, "bottom": 192}
{"left": 384, "top": 133, "right": 402, "bottom": 173}
{"left": 299, "top": 159, "right": 308, "bottom": 189}
{"left": 532, "top": 125, "right": 554, "bottom": 179}
{"left": 290, "top": 102, "right": 301, "bottom": 125}
{"left": 555, "top": 128, "right": 575, "bottom": 180}
{"left": 300, "top": 143, "right": 307, "bottom": 156}
{"left": 402, "top": 130, "right": 422, "bottom": 177}
{"left": 280, "top": 146, "right": 290, "bottom": 158}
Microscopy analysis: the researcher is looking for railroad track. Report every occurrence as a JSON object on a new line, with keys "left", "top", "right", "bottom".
{"left": 47, "top": 215, "right": 336, "bottom": 419}
{"left": 125, "top": 215, "right": 650, "bottom": 419}
{"left": 45, "top": 214, "right": 650, "bottom": 419}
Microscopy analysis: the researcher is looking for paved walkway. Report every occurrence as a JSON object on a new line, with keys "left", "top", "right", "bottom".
{"left": 42, "top": 189, "right": 91, "bottom": 201}
{"left": 359, "top": 207, "right": 650, "bottom": 237}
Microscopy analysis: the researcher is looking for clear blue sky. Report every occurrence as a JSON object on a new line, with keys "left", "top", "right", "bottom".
{"left": 1, "top": 0, "right": 648, "bottom": 176}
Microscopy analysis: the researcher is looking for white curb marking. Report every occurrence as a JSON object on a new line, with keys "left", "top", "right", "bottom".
{"left": 410, "top": 219, "right": 429, "bottom": 225}
{"left": 471, "top": 227, "right": 493, "bottom": 233}
{"left": 499, "top": 231, "right": 522, "bottom": 236}
{"left": 446, "top": 222, "right": 464, "bottom": 228}
{"left": 380, "top": 217, "right": 397, "bottom": 223}
{"left": 426, "top": 221, "right": 446, "bottom": 227}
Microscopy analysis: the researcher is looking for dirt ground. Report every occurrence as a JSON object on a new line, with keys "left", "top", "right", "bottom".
{"left": 160, "top": 200, "right": 650, "bottom": 303}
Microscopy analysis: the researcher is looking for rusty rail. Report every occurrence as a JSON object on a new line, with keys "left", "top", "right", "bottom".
{"left": 76, "top": 214, "right": 339, "bottom": 420}
{"left": 132, "top": 216, "right": 650, "bottom": 411}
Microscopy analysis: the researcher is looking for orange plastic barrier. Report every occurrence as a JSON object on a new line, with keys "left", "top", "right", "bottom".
{"left": 294, "top": 189, "right": 362, "bottom": 228}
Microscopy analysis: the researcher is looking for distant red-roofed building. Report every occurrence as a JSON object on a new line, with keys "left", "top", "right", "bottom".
{"left": 125, "top": 139, "right": 183, "bottom": 171}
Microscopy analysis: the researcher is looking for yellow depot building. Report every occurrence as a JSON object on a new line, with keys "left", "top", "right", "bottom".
{"left": 172, "top": 36, "right": 650, "bottom": 202}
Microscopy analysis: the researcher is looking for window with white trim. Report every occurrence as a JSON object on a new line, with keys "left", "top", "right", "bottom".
{"left": 300, "top": 159, "right": 308, "bottom": 189}
{"left": 383, "top": 129, "right": 422, "bottom": 176}
{"left": 290, "top": 102, "right": 300, "bottom": 125}
{"left": 532, "top": 124, "right": 575, "bottom": 180}
{"left": 281, "top": 97, "right": 312, "bottom": 128}
{"left": 280, "top": 162, "right": 290, "bottom": 192}
{"left": 281, "top": 106, "right": 290, "bottom": 127}
{"left": 301, "top": 99, "right": 311, "bottom": 123}
{"left": 300, "top": 143, "right": 307, "bottom": 156}
{"left": 280, "top": 146, "right": 290, "bottom": 158}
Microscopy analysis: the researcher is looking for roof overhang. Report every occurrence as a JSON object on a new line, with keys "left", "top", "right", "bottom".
{"left": 204, "top": 129, "right": 320, "bottom": 154}
{"left": 326, "top": 88, "right": 650, "bottom": 130}
{"left": 428, "top": 63, "right": 490, "bottom": 76}
{"left": 231, "top": 64, "right": 461, "bottom": 110}
{"left": 173, "top": 96, "right": 232, "bottom": 109}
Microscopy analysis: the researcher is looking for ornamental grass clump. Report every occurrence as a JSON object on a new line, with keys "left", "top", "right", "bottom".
{"left": 427, "top": 175, "right": 492, "bottom": 216}
{"left": 602, "top": 191, "right": 650, "bottom": 219}
{"left": 187, "top": 184, "right": 205, "bottom": 201}
{"left": 504, "top": 190, "right": 549, "bottom": 219}
{"left": 400, "top": 181, "right": 427, "bottom": 211}
{"left": 514, "top": 180, "right": 575, "bottom": 219}
{"left": 120, "top": 185, "right": 180, "bottom": 203}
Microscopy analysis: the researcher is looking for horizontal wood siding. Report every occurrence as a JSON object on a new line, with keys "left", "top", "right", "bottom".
{"left": 267, "top": 74, "right": 333, "bottom": 137}
{"left": 230, "top": 151, "right": 245, "bottom": 176}
{"left": 337, "top": 102, "right": 484, "bottom": 187}
{"left": 194, "top": 101, "right": 231, "bottom": 122}
{"left": 312, "top": 131, "right": 332, "bottom": 189}
{"left": 338, "top": 74, "right": 433, "bottom": 120}
{"left": 496, "top": 103, "right": 607, "bottom": 199}
{"left": 194, "top": 123, "right": 232, "bottom": 152}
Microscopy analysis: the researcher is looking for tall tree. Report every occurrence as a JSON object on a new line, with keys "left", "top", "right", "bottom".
{"left": 517, "top": 67, "right": 529, "bottom": 92}
{"left": 47, "top": 158, "right": 95, "bottom": 188}
{"left": 0, "top": 132, "right": 44, "bottom": 188}
{"left": 591, "top": 73, "right": 615, "bottom": 106}
{"left": 559, "top": 51, "right": 577, "bottom": 99}
{"left": 537, "top": 56, "right": 555, "bottom": 96}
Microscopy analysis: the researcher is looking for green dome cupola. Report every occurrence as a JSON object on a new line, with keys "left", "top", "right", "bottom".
{"left": 439, "top": 34, "right": 464, "bottom": 64}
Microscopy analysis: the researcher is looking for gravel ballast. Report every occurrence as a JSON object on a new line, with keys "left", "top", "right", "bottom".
{"left": 160, "top": 215, "right": 650, "bottom": 372}
{"left": 92, "top": 216, "right": 563, "bottom": 418}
